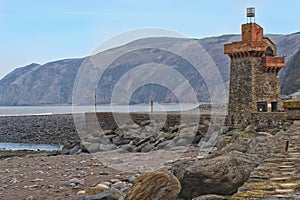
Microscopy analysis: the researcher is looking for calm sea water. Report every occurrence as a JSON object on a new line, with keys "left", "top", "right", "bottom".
{"left": 0, "top": 142, "right": 63, "bottom": 151}
{"left": 0, "top": 103, "right": 200, "bottom": 116}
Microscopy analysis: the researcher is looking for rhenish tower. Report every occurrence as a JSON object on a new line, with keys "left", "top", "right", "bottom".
{"left": 224, "top": 8, "right": 285, "bottom": 127}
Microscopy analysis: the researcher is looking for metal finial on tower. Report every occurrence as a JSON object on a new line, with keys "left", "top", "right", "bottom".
{"left": 247, "top": 7, "right": 255, "bottom": 23}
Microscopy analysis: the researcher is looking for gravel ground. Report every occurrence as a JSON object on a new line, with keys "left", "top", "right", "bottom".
{"left": 0, "top": 145, "right": 204, "bottom": 200}
{"left": 0, "top": 153, "right": 129, "bottom": 200}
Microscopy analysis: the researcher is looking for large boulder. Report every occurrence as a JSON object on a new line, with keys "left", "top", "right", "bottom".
{"left": 124, "top": 169, "right": 181, "bottom": 200}
{"left": 172, "top": 152, "right": 257, "bottom": 199}
{"left": 219, "top": 131, "right": 275, "bottom": 159}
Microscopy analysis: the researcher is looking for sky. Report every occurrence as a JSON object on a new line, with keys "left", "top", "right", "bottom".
{"left": 0, "top": 0, "right": 299, "bottom": 79}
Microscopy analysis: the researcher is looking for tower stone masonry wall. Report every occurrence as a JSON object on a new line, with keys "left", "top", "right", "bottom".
{"left": 228, "top": 57, "right": 252, "bottom": 126}
{"left": 251, "top": 58, "right": 281, "bottom": 111}
{"left": 225, "top": 22, "right": 286, "bottom": 129}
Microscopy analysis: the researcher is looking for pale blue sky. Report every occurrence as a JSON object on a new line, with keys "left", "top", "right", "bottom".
{"left": 0, "top": 0, "right": 299, "bottom": 78}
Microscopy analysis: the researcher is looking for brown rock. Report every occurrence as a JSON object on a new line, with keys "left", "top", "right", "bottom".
{"left": 124, "top": 169, "right": 181, "bottom": 200}
{"left": 86, "top": 184, "right": 109, "bottom": 195}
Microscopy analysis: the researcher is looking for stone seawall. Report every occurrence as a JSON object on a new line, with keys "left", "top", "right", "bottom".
{"left": 0, "top": 111, "right": 291, "bottom": 145}
{"left": 0, "top": 112, "right": 226, "bottom": 145}
{"left": 251, "top": 112, "right": 288, "bottom": 131}
{"left": 85, "top": 112, "right": 220, "bottom": 131}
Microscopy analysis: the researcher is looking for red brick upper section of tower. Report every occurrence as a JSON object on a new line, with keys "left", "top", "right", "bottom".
{"left": 224, "top": 23, "right": 267, "bottom": 54}
{"left": 242, "top": 23, "right": 263, "bottom": 41}
{"left": 224, "top": 22, "right": 285, "bottom": 73}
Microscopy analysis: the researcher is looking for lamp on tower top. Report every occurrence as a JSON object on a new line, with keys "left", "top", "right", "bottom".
{"left": 247, "top": 7, "right": 255, "bottom": 23}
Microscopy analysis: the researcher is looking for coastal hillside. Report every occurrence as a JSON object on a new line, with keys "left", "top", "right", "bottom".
{"left": 1, "top": 33, "right": 300, "bottom": 106}
{"left": 281, "top": 47, "right": 300, "bottom": 95}
{"left": 0, "top": 59, "right": 83, "bottom": 105}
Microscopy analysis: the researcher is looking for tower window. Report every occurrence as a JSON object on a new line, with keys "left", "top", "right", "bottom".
{"left": 257, "top": 102, "right": 267, "bottom": 112}
{"left": 271, "top": 102, "right": 278, "bottom": 112}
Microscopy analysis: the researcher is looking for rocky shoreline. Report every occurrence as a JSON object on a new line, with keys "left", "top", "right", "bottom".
{"left": 1, "top": 113, "right": 300, "bottom": 199}
{"left": 0, "top": 103, "right": 226, "bottom": 145}
{"left": 0, "top": 111, "right": 217, "bottom": 154}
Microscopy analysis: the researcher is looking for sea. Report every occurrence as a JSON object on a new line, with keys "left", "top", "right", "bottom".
{"left": 0, "top": 104, "right": 199, "bottom": 116}
{"left": 0, "top": 103, "right": 200, "bottom": 151}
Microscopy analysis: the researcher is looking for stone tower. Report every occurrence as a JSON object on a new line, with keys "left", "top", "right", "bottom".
{"left": 224, "top": 8, "right": 285, "bottom": 127}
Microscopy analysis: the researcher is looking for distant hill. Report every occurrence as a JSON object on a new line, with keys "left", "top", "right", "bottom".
{"left": 281, "top": 47, "right": 300, "bottom": 95}
{"left": 0, "top": 59, "right": 83, "bottom": 105}
{"left": 1, "top": 33, "right": 300, "bottom": 106}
